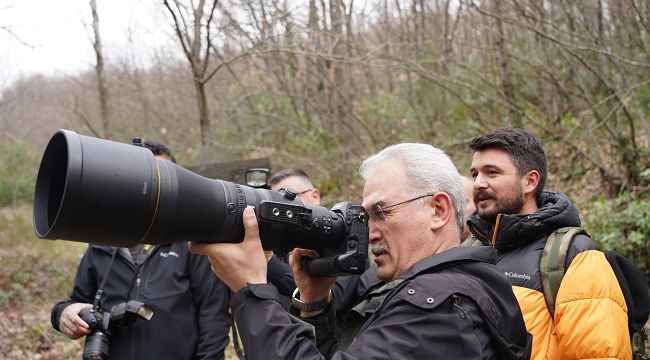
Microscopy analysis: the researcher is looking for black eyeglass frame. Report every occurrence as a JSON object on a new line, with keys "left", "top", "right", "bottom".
{"left": 369, "top": 193, "right": 435, "bottom": 222}
{"left": 278, "top": 187, "right": 313, "bottom": 195}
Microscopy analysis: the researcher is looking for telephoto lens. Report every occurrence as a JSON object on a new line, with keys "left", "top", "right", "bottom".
{"left": 34, "top": 130, "right": 369, "bottom": 276}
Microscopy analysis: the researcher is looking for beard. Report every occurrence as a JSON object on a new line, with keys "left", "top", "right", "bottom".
{"left": 475, "top": 182, "right": 525, "bottom": 222}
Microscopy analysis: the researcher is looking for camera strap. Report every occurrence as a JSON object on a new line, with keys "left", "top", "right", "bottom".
{"left": 92, "top": 249, "right": 118, "bottom": 309}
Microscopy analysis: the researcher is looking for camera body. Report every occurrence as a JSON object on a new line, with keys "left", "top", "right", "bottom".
{"left": 258, "top": 198, "right": 369, "bottom": 276}
{"left": 78, "top": 300, "right": 154, "bottom": 360}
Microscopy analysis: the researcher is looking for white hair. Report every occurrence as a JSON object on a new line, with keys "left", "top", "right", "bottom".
{"left": 359, "top": 143, "right": 466, "bottom": 232}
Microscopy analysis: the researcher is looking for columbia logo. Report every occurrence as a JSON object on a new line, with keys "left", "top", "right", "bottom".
{"left": 160, "top": 251, "right": 180, "bottom": 258}
{"left": 504, "top": 271, "right": 531, "bottom": 280}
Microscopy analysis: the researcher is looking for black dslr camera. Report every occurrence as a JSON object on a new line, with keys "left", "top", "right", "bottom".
{"left": 78, "top": 300, "right": 154, "bottom": 360}
{"left": 33, "top": 130, "right": 369, "bottom": 276}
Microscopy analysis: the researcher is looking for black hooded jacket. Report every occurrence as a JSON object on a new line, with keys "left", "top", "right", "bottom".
{"left": 51, "top": 243, "right": 231, "bottom": 360}
{"left": 466, "top": 191, "right": 598, "bottom": 291}
{"left": 229, "top": 246, "right": 532, "bottom": 360}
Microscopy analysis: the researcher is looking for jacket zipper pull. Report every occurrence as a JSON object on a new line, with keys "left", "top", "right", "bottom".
{"left": 452, "top": 295, "right": 467, "bottom": 319}
{"left": 490, "top": 214, "right": 503, "bottom": 248}
{"left": 134, "top": 244, "right": 151, "bottom": 288}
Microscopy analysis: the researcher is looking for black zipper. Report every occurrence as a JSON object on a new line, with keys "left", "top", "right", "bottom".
{"left": 469, "top": 214, "right": 503, "bottom": 248}
{"left": 128, "top": 244, "right": 154, "bottom": 360}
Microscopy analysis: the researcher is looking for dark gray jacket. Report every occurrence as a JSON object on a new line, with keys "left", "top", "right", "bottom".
{"left": 51, "top": 243, "right": 231, "bottom": 360}
{"left": 466, "top": 191, "right": 598, "bottom": 292}
{"left": 230, "top": 246, "right": 532, "bottom": 360}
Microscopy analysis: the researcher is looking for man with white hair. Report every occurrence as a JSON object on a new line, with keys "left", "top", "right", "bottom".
{"left": 191, "top": 143, "right": 531, "bottom": 359}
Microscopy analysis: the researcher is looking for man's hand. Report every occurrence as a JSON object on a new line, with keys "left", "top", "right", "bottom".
{"left": 59, "top": 303, "right": 93, "bottom": 339}
{"left": 189, "top": 206, "right": 267, "bottom": 293}
{"left": 264, "top": 250, "right": 274, "bottom": 263}
{"left": 289, "top": 249, "right": 337, "bottom": 304}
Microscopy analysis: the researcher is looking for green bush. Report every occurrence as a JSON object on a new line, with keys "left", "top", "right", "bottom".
{"left": 583, "top": 191, "right": 650, "bottom": 286}
{"left": 0, "top": 140, "right": 37, "bottom": 206}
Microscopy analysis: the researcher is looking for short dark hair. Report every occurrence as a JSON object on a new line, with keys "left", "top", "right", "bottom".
{"left": 469, "top": 128, "right": 547, "bottom": 199}
{"left": 269, "top": 168, "right": 311, "bottom": 187}
{"left": 143, "top": 141, "right": 176, "bottom": 163}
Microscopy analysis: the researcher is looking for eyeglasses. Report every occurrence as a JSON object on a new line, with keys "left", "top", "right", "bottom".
{"left": 278, "top": 188, "right": 313, "bottom": 195}
{"left": 368, "top": 193, "right": 434, "bottom": 222}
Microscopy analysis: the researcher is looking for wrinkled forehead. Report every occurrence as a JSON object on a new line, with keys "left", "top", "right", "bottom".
{"left": 361, "top": 160, "right": 407, "bottom": 208}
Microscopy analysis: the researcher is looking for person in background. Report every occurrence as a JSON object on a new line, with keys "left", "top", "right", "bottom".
{"left": 461, "top": 175, "right": 476, "bottom": 241}
{"left": 264, "top": 168, "right": 322, "bottom": 305}
{"left": 51, "top": 141, "right": 231, "bottom": 360}
{"left": 269, "top": 168, "right": 321, "bottom": 205}
{"left": 466, "top": 128, "right": 631, "bottom": 360}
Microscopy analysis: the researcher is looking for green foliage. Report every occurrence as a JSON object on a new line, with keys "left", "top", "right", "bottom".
{"left": 0, "top": 206, "right": 83, "bottom": 308}
{"left": 0, "top": 203, "right": 241, "bottom": 359}
{"left": 355, "top": 91, "right": 421, "bottom": 144}
{"left": 636, "top": 86, "right": 650, "bottom": 115}
{"left": 583, "top": 192, "right": 650, "bottom": 284}
{"left": 0, "top": 140, "right": 37, "bottom": 206}
{"left": 0, "top": 204, "right": 88, "bottom": 358}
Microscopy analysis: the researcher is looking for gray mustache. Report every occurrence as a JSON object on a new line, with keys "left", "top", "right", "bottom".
{"left": 371, "top": 243, "right": 387, "bottom": 254}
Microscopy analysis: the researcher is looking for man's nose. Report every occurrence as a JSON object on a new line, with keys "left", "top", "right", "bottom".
{"left": 474, "top": 174, "right": 488, "bottom": 189}
{"left": 368, "top": 221, "right": 381, "bottom": 242}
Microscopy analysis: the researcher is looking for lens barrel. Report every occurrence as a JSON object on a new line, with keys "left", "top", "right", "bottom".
{"left": 33, "top": 130, "right": 347, "bottom": 251}
{"left": 34, "top": 130, "right": 162, "bottom": 246}
{"left": 82, "top": 330, "right": 110, "bottom": 360}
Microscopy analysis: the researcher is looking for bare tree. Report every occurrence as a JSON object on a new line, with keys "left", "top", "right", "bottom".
{"left": 89, "top": 0, "right": 112, "bottom": 139}
{"left": 491, "top": 0, "right": 520, "bottom": 126}
{"left": 163, "top": 0, "right": 222, "bottom": 147}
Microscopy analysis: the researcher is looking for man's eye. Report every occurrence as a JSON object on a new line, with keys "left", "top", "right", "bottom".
{"left": 370, "top": 205, "right": 384, "bottom": 220}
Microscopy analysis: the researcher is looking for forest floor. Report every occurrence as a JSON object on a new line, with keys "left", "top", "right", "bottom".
{"left": 0, "top": 204, "right": 238, "bottom": 359}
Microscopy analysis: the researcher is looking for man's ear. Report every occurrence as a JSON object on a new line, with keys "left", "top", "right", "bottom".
{"left": 311, "top": 188, "right": 321, "bottom": 203}
{"left": 429, "top": 192, "right": 453, "bottom": 231}
{"left": 522, "top": 170, "right": 541, "bottom": 197}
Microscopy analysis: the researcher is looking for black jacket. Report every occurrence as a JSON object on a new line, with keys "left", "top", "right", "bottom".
{"left": 51, "top": 243, "right": 231, "bottom": 360}
{"left": 266, "top": 254, "right": 368, "bottom": 331}
{"left": 230, "top": 246, "right": 532, "bottom": 360}
{"left": 466, "top": 191, "right": 598, "bottom": 291}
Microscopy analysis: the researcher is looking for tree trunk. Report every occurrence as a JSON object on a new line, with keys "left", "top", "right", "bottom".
{"left": 163, "top": 0, "right": 218, "bottom": 147}
{"left": 90, "top": 0, "right": 112, "bottom": 139}
{"left": 492, "top": 0, "right": 519, "bottom": 127}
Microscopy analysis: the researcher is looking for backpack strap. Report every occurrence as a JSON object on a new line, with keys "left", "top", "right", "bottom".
{"left": 539, "top": 226, "right": 585, "bottom": 318}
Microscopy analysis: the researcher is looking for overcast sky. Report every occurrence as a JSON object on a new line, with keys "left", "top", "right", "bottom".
{"left": 0, "top": 0, "right": 173, "bottom": 89}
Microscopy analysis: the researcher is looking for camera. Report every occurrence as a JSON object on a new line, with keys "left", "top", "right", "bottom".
{"left": 33, "top": 130, "right": 368, "bottom": 276}
{"left": 78, "top": 300, "right": 154, "bottom": 360}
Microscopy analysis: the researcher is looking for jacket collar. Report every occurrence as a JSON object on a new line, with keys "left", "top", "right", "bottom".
{"left": 91, "top": 244, "right": 160, "bottom": 265}
{"left": 466, "top": 191, "right": 581, "bottom": 251}
{"left": 400, "top": 246, "right": 497, "bottom": 280}
{"left": 359, "top": 246, "right": 497, "bottom": 299}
